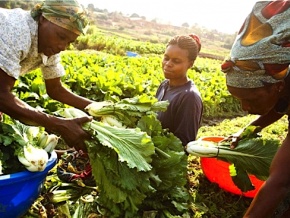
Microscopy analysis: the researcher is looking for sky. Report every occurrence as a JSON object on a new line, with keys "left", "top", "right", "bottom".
{"left": 78, "top": 0, "right": 259, "bottom": 34}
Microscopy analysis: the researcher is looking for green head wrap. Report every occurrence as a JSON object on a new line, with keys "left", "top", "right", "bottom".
{"left": 31, "top": 0, "right": 89, "bottom": 35}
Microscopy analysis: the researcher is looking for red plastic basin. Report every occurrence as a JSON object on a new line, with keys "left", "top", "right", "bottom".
{"left": 199, "top": 136, "right": 265, "bottom": 198}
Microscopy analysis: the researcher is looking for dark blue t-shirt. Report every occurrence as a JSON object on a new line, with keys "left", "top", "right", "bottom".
{"left": 156, "top": 79, "right": 203, "bottom": 146}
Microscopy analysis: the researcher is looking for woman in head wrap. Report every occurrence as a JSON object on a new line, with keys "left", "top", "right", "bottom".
{"left": 156, "top": 34, "right": 203, "bottom": 150}
{"left": 0, "top": 0, "right": 94, "bottom": 151}
{"left": 221, "top": 1, "right": 290, "bottom": 217}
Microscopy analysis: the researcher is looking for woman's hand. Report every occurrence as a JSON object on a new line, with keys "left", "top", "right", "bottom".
{"left": 220, "top": 125, "right": 262, "bottom": 148}
{"left": 56, "top": 116, "right": 92, "bottom": 152}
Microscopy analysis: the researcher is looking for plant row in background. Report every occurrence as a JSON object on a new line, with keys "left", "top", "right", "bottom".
{"left": 73, "top": 25, "right": 167, "bottom": 56}
{"left": 14, "top": 50, "right": 242, "bottom": 121}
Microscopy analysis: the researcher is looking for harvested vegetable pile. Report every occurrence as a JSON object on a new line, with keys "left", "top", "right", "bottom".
{"left": 0, "top": 115, "right": 58, "bottom": 174}
{"left": 24, "top": 95, "right": 192, "bottom": 218}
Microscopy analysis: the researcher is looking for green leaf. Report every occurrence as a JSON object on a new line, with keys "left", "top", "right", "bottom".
{"left": 240, "top": 125, "right": 262, "bottom": 139}
{"left": 229, "top": 164, "right": 255, "bottom": 192}
{"left": 218, "top": 138, "right": 279, "bottom": 180}
{"left": 86, "top": 121, "right": 155, "bottom": 172}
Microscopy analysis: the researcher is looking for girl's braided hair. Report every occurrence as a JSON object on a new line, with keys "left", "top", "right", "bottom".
{"left": 166, "top": 34, "right": 201, "bottom": 62}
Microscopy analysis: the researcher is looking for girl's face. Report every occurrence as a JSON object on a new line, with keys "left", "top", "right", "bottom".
{"left": 162, "top": 45, "right": 193, "bottom": 86}
{"left": 227, "top": 84, "right": 281, "bottom": 115}
{"left": 38, "top": 16, "right": 79, "bottom": 57}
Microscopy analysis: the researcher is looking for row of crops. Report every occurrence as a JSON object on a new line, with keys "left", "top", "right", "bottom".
{"left": 74, "top": 25, "right": 170, "bottom": 56}
{"left": 15, "top": 50, "right": 242, "bottom": 122}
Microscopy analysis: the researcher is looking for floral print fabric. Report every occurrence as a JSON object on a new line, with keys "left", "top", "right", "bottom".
{"left": 0, "top": 8, "right": 65, "bottom": 80}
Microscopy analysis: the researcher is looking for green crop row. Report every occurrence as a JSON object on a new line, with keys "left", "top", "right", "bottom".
{"left": 73, "top": 25, "right": 166, "bottom": 56}
{"left": 14, "top": 50, "right": 242, "bottom": 120}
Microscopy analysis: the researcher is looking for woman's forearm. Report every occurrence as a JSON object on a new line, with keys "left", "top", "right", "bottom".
{"left": 250, "top": 109, "right": 284, "bottom": 129}
{"left": 45, "top": 77, "right": 93, "bottom": 110}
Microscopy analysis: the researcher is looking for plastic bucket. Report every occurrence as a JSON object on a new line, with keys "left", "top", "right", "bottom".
{"left": 0, "top": 151, "right": 57, "bottom": 218}
{"left": 199, "top": 136, "right": 264, "bottom": 198}
{"left": 126, "top": 51, "right": 138, "bottom": 57}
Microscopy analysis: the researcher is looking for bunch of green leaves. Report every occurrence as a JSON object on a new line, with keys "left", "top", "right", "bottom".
{"left": 189, "top": 124, "right": 280, "bottom": 193}
{"left": 85, "top": 115, "right": 190, "bottom": 218}
{"left": 85, "top": 94, "right": 169, "bottom": 127}
{"left": 218, "top": 125, "right": 279, "bottom": 192}
{"left": 187, "top": 134, "right": 279, "bottom": 193}
{"left": 137, "top": 115, "right": 190, "bottom": 217}
{"left": 217, "top": 137, "right": 279, "bottom": 192}
{"left": 57, "top": 95, "right": 190, "bottom": 217}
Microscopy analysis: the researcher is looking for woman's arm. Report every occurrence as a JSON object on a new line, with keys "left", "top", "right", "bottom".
{"left": 244, "top": 132, "right": 290, "bottom": 217}
{"left": 229, "top": 109, "right": 285, "bottom": 147}
{"left": 45, "top": 77, "right": 93, "bottom": 110}
{"left": 250, "top": 109, "right": 285, "bottom": 129}
{"left": 0, "top": 69, "right": 91, "bottom": 151}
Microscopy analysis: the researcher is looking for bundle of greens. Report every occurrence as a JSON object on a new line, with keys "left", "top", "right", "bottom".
{"left": 85, "top": 95, "right": 169, "bottom": 127}
{"left": 0, "top": 115, "right": 59, "bottom": 174}
{"left": 57, "top": 95, "right": 190, "bottom": 218}
{"left": 186, "top": 136, "right": 280, "bottom": 192}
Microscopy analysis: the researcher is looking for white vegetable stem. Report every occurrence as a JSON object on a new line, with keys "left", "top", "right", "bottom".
{"left": 0, "top": 161, "right": 3, "bottom": 175}
{"left": 101, "top": 115, "right": 124, "bottom": 128}
{"left": 85, "top": 101, "right": 114, "bottom": 117}
{"left": 186, "top": 140, "right": 258, "bottom": 158}
{"left": 18, "top": 144, "right": 49, "bottom": 172}
{"left": 186, "top": 140, "right": 219, "bottom": 157}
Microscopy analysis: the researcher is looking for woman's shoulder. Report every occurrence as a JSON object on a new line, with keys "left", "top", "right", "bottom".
{"left": 0, "top": 8, "right": 35, "bottom": 34}
{"left": 187, "top": 80, "right": 202, "bottom": 95}
{"left": 0, "top": 8, "right": 37, "bottom": 55}
{"left": 0, "top": 8, "right": 29, "bottom": 24}
{"left": 172, "top": 81, "right": 202, "bottom": 101}
{"left": 179, "top": 82, "right": 202, "bottom": 104}
{"left": 156, "top": 80, "right": 169, "bottom": 91}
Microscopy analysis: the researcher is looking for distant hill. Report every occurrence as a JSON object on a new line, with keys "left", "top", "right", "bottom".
{"left": 1, "top": 0, "right": 236, "bottom": 59}
{"left": 87, "top": 7, "right": 236, "bottom": 59}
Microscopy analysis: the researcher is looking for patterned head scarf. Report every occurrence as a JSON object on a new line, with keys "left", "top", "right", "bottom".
{"left": 31, "top": 0, "right": 89, "bottom": 35}
{"left": 221, "top": 1, "right": 290, "bottom": 88}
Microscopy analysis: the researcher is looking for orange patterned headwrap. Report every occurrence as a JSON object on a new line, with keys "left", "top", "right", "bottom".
{"left": 221, "top": 1, "right": 290, "bottom": 88}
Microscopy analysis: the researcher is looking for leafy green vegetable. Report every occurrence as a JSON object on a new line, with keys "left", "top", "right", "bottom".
{"left": 59, "top": 107, "right": 155, "bottom": 172}
{"left": 186, "top": 137, "right": 280, "bottom": 192}
{"left": 18, "top": 144, "right": 48, "bottom": 172}
{"left": 57, "top": 95, "right": 190, "bottom": 217}
{"left": 0, "top": 115, "right": 59, "bottom": 174}
{"left": 230, "top": 164, "right": 255, "bottom": 192}
{"left": 85, "top": 95, "right": 169, "bottom": 127}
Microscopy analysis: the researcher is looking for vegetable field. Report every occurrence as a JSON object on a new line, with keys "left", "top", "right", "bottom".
{"left": 16, "top": 50, "right": 242, "bottom": 120}
{"left": 15, "top": 50, "right": 288, "bottom": 217}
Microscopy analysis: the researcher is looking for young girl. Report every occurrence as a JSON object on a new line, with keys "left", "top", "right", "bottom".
{"left": 156, "top": 34, "right": 203, "bottom": 149}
